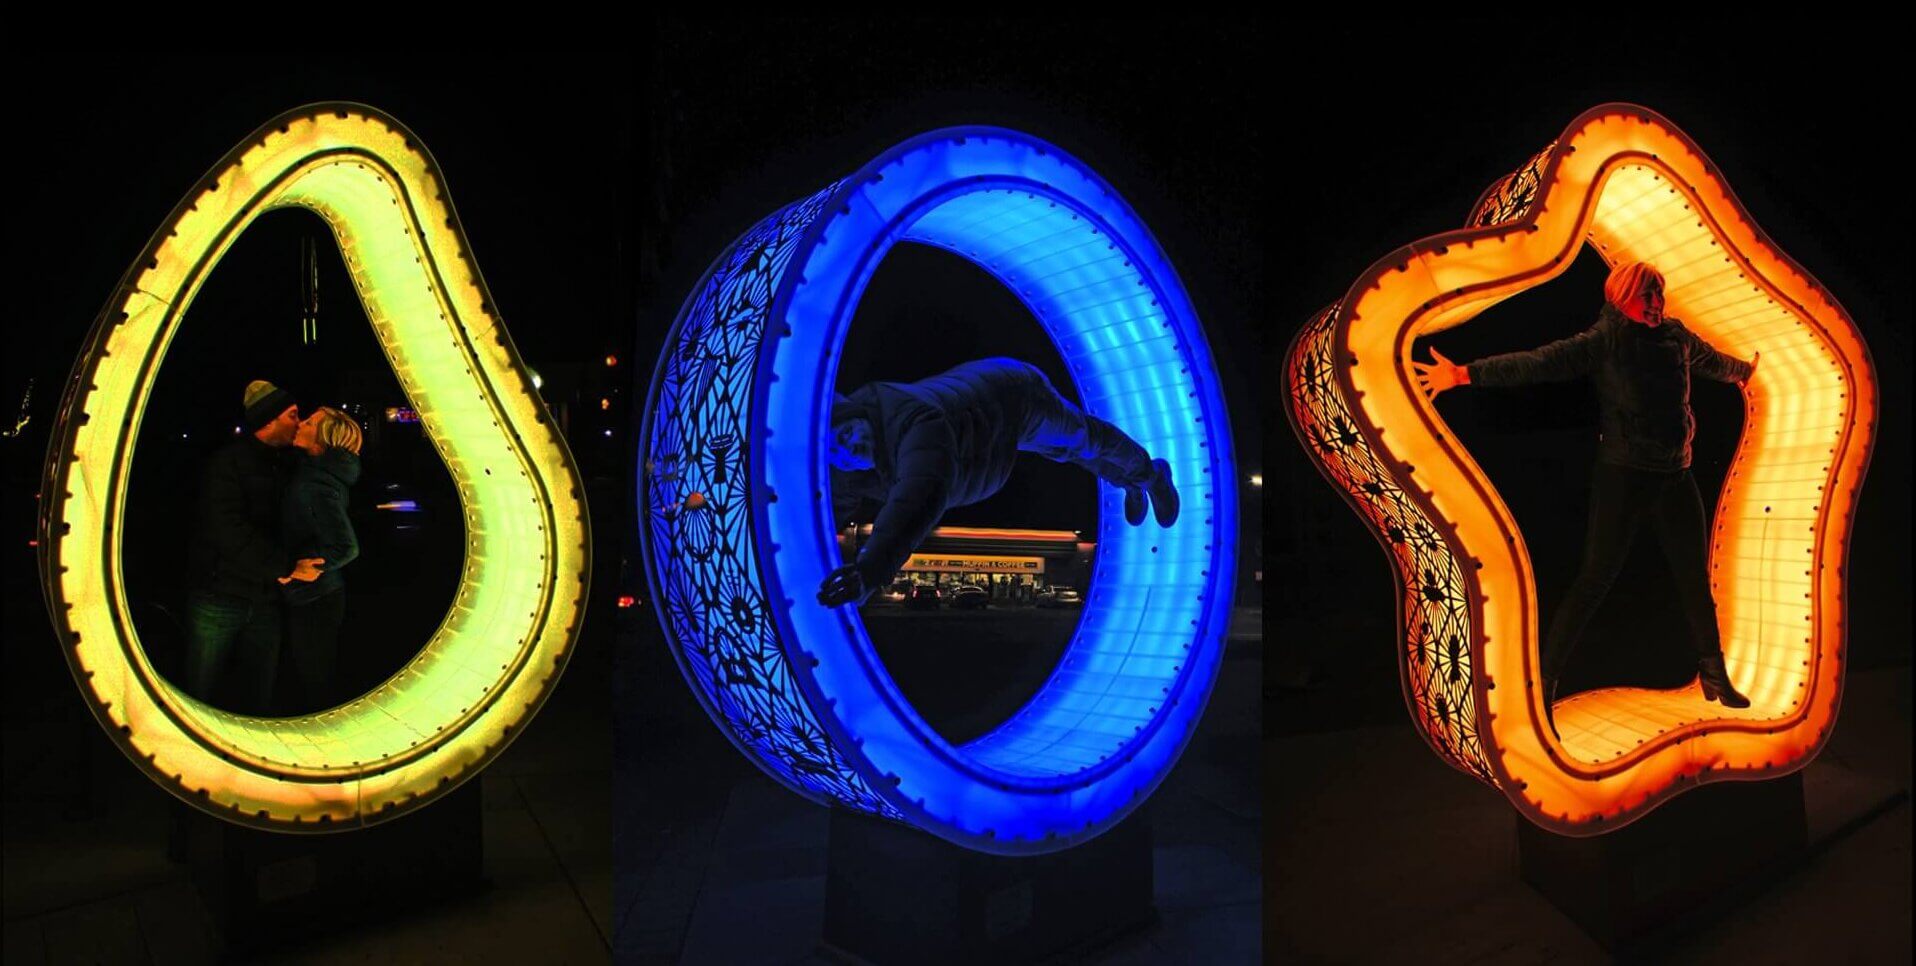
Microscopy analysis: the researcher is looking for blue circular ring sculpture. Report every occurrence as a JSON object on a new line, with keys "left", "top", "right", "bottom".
{"left": 639, "top": 127, "right": 1237, "bottom": 853}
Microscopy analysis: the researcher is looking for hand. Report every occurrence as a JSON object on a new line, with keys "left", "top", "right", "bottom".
{"left": 816, "top": 564, "right": 867, "bottom": 608}
{"left": 1412, "top": 348, "right": 1469, "bottom": 397}
{"left": 285, "top": 557, "right": 326, "bottom": 583}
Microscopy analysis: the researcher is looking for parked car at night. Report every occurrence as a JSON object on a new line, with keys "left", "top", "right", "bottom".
{"left": 1034, "top": 586, "right": 1083, "bottom": 608}
{"left": 905, "top": 583, "right": 942, "bottom": 610}
{"left": 948, "top": 585, "right": 989, "bottom": 610}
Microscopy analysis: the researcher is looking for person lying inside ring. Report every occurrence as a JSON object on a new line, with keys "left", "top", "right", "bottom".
{"left": 818, "top": 357, "right": 1178, "bottom": 608}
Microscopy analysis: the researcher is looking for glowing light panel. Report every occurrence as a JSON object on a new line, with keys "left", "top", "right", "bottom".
{"left": 37, "top": 104, "right": 591, "bottom": 831}
{"left": 641, "top": 128, "right": 1237, "bottom": 853}
{"left": 1284, "top": 104, "right": 1876, "bottom": 834}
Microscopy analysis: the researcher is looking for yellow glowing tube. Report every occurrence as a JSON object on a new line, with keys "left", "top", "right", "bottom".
{"left": 1285, "top": 103, "right": 1876, "bottom": 834}
{"left": 37, "top": 104, "right": 590, "bottom": 830}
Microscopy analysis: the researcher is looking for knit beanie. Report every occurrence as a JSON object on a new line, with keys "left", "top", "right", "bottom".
{"left": 242, "top": 380, "right": 297, "bottom": 433}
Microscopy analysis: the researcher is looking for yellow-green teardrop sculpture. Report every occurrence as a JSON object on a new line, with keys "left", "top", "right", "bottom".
{"left": 37, "top": 103, "right": 591, "bottom": 831}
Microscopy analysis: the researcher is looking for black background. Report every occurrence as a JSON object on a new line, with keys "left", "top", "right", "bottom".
{"left": 1, "top": 22, "right": 1906, "bottom": 961}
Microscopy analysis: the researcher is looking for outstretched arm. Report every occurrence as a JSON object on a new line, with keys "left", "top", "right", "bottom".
{"left": 1413, "top": 348, "right": 1470, "bottom": 396}
{"left": 819, "top": 415, "right": 956, "bottom": 607}
{"left": 1686, "top": 329, "right": 1757, "bottom": 385}
{"left": 1461, "top": 324, "right": 1607, "bottom": 389}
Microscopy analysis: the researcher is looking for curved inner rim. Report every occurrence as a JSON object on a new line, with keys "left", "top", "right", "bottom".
{"left": 846, "top": 183, "right": 1214, "bottom": 781}
{"left": 114, "top": 155, "right": 551, "bottom": 776}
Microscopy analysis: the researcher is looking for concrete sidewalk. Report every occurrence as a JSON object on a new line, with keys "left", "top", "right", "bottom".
{"left": 614, "top": 605, "right": 1264, "bottom": 964}
{"left": 1266, "top": 667, "right": 1911, "bottom": 963}
{"left": 2, "top": 642, "right": 612, "bottom": 964}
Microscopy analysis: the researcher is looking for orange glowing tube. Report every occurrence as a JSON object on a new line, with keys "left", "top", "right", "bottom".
{"left": 1284, "top": 103, "right": 1877, "bottom": 834}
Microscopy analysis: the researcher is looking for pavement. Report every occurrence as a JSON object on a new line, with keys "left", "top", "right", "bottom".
{"left": 2, "top": 633, "right": 613, "bottom": 964}
{"left": 5, "top": 595, "right": 1259, "bottom": 965}
{"left": 1266, "top": 661, "right": 1911, "bottom": 964}
{"left": 614, "top": 602, "right": 1264, "bottom": 964}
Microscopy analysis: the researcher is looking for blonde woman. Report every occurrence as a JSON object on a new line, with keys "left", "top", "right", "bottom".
{"left": 280, "top": 406, "right": 363, "bottom": 711}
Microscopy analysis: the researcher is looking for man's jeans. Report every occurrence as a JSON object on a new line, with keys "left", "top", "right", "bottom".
{"left": 183, "top": 590, "right": 281, "bottom": 713}
{"left": 1019, "top": 377, "right": 1156, "bottom": 487}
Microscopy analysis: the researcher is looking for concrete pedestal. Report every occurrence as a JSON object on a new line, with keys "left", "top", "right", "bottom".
{"left": 186, "top": 778, "right": 485, "bottom": 956}
{"left": 822, "top": 807, "right": 1154, "bottom": 965}
{"left": 1518, "top": 771, "right": 1807, "bottom": 951}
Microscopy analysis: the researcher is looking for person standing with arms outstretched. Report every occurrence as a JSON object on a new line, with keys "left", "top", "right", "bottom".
{"left": 1414, "top": 263, "right": 1759, "bottom": 728}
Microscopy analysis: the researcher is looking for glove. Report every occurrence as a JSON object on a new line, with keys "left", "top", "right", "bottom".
{"left": 817, "top": 564, "right": 869, "bottom": 608}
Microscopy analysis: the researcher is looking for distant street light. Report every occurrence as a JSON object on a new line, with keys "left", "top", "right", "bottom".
{"left": 1249, "top": 474, "right": 1263, "bottom": 487}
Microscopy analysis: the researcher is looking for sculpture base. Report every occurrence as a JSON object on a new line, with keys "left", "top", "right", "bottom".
{"left": 186, "top": 778, "right": 484, "bottom": 956}
{"left": 822, "top": 807, "right": 1154, "bottom": 965}
{"left": 1518, "top": 771, "right": 1807, "bottom": 951}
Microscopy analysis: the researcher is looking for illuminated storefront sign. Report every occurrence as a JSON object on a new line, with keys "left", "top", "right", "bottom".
{"left": 901, "top": 555, "right": 1045, "bottom": 575}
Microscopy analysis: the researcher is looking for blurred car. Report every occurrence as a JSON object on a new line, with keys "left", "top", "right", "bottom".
{"left": 1034, "top": 586, "right": 1083, "bottom": 608}
{"left": 904, "top": 584, "right": 942, "bottom": 610}
{"left": 948, "top": 585, "right": 989, "bottom": 610}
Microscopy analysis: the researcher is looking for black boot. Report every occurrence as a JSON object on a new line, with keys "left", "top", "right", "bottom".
{"left": 1145, "top": 458, "right": 1179, "bottom": 528}
{"left": 1122, "top": 483, "right": 1149, "bottom": 526}
{"left": 1698, "top": 654, "right": 1751, "bottom": 708}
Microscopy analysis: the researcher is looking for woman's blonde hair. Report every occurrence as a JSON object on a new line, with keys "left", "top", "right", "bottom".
{"left": 1603, "top": 261, "right": 1664, "bottom": 310}
{"left": 311, "top": 406, "right": 363, "bottom": 455}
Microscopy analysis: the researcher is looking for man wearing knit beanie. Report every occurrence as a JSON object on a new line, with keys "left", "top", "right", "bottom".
{"left": 181, "top": 379, "right": 324, "bottom": 713}
{"left": 241, "top": 379, "right": 301, "bottom": 442}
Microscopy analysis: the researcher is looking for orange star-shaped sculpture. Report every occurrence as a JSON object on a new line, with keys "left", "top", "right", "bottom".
{"left": 1285, "top": 103, "right": 1877, "bottom": 834}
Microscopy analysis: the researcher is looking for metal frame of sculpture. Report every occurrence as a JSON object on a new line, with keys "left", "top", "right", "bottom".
{"left": 37, "top": 104, "right": 591, "bottom": 831}
{"left": 1284, "top": 103, "right": 1876, "bottom": 835}
{"left": 641, "top": 127, "right": 1238, "bottom": 854}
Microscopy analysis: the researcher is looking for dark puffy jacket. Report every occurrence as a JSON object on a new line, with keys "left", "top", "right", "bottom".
{"left": 281, "top": 447, "right": 362, "bottom": 605}
{"left": 832, "top": 358, "right": 1051, "bottom": 588}
{"left": 187, "top": 437, "right": 295, "bottom": 602}
{"left": 1466, "top": 306, "right": 1752, "bottom": 471}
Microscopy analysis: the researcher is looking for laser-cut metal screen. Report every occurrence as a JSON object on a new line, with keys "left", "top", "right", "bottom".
{"left": 641, "top": 128, "right": 1238, "bottom": 854}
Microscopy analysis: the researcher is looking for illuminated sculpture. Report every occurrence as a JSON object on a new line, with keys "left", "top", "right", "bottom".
{"left": 37, "top": 105, "right": 591, "bottom": 830}
{"left": 1285, "top": 103, "right": 1876, "bottom": 834}
{"left": 641, "top": 128, "right": 1237, "bottom": 854}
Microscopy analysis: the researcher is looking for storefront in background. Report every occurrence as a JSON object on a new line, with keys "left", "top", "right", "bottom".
{"left": 837, "top": 526, "right": 1094, "bottom": 600}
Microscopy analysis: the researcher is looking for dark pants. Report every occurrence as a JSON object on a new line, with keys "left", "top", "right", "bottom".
{"left": 1540, "top": 463, "right": 1725, "bottom": 682}
{"left": 183, "top": 590, "right": 280, "bottom": 714}
{"left": 284, "top": 590, "right": 346, "bottom": 712}
{"left": 1019, "top": 379, "right": 1156, "bottom": 486}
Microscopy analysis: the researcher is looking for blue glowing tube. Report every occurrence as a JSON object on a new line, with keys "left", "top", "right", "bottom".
{"left": 640, "top": 128, "right": 1237, "bottom": 854}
